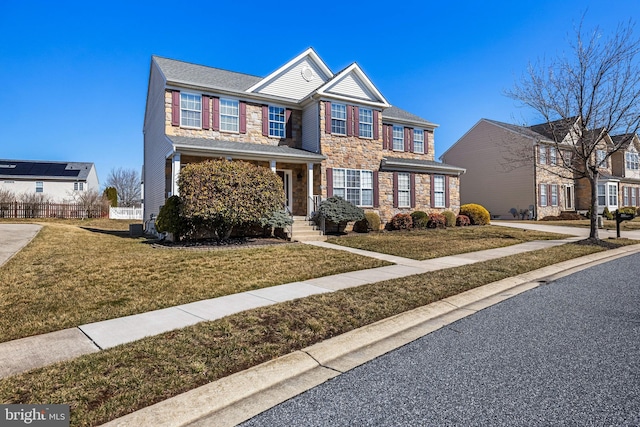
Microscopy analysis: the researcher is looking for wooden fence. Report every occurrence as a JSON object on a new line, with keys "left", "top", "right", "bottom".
{"left": 0, "top": 202, "right": 109, "bottom": 219}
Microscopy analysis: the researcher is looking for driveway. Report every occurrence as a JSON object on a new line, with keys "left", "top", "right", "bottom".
{"left": 0, "top": 223, "right": 42, "bottom": 267}
{"left": 492, "top": 220, "right": 640, "bottom": 240}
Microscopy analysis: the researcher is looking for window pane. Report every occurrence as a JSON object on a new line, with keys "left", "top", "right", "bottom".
{"left": 540, "top": 185, "right": 547, "bottom": 206}
{"left": 346, "top": 170, "right": 360, "bottom": 188}
{"left": 359, "top": 108, "right": 372, "bottom": 138}
{"left": 181, "top": 93, "right": 202, "bottom": 128}
{"left": 361, "top": 189, "right": 373, "bottom": 206}
{"left": 333, "top": 188, "right": 345, "bottom": 199}
{"left": 598, "top": 184, "right": 606, "bottom": 206}
{"left": 220, "top": 99, "right": 239, "bottom": 132}
{"left": 269, "top": 106, "right": 285, "bottom": 138}
{"left": 361, "top": 171, "right": 373, "bottom": 189}
{"left": 414, "top": 129, "right": 424, "bottom": 153}
{"left": 393, "top": 126, "right": 404, "bottom": 151}
{"left": 333, "top": 169, "right": 345, "bottom": 188}
{"left": 346, "top": 189, "right": 360, "bottom": 206}
{"left": 433, "top": 175, "right": 445, "bottom": 207}
{"left": 331, "top": 104, "right": 346, "bottom": 135}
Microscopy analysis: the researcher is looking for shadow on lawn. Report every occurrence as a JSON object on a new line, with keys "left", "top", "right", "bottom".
{"left": 80, "top": 227, "right": 144, "bottom": 239}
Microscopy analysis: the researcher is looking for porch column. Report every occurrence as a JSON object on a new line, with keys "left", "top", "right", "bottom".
{"left": 270, "top": 160, "right": 276, "bottom": 173}
{"left": 171, "top": 152, "right": 181, "bottom": 196}
{"left": 307, "top": 162, "right": 314, "bottom": 218}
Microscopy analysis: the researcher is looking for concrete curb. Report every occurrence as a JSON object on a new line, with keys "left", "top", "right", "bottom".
{"left": 100, "top": 244, "right": 640, "bottom": 427}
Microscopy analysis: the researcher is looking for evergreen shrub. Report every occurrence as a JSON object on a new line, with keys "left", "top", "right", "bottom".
{"left": 426, "top": 213, "right": 446, "bottom": 229}
{"left": 459, "top": 203, "right": 490, "bottom": 225}
{"left": 456, "top": 215, "right": 471, "bottom": 226}
{"left": 442, "top": 210, "right": 456, "bottom": 227}
{"left": 410, "top": 211, "right": 429, "bottom": 228}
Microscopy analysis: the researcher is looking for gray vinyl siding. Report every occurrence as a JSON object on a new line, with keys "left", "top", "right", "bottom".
{"left": 441, "top": 120, "right": 535, "bottom": 219}
{"left": 324, "top": 73, "right": 377, "bottom": 101}
{"left": 143, "top": 61, "right": 173, "bottom": 221}
{"left": 302, "top": 103, "right": 320, "bottom": 153}
{"left": 254, "top": 58, "right": 329, "bottom": 101}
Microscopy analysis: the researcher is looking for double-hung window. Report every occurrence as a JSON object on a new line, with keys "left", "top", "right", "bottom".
{"left": 359, "top": 108, "right": 373, "bottom": 138}
{"left": 413, "top": 129, "right": 425, "bottom": 153}
{"left": 333, "top": 169, "right": 373, "bottom": 207}
{"left": 632, "top": 188, "right": 638, "bottom": 206}
{"left": 331, "top": 103, "right": 346, "bottom": 135}
{"left": 596, "top": 150, "right": 607, "bottom": 167}
{"left": 35, "top": 181, "right": 43, "bottom": 193}
{"left": 597, "top": 184, "right": 606, "bottom": 206}
{"left": 268, "top": 106, "right": 285, "bottom": 138}
{"left": 549, "top": 147, "right": 557, "bottom": 165}
{"left": 626, "top": 152, "right": 639, "bottom": 170}
{"left": 539, "top": 146, "right": 547, "bottom": 164}
{"left": 608, "top": 184, "right": 618, "bottom": 206}
{"left": 624, "top": 187, "right": 630, "bottom": 206}
{"left": 74, "top": 182, "right": 84, "bottom": 191}
{"left": 540, "top": 184, "right": 548, "bottom": 206}
{"left": 180, "top": 93, "right": 201, "bottom": 128}
{"left": 433, "top": 175, "right": 445, "bottom": 208}
{"left": 392, "top": 126, "right": 404, "bottom": 151}
{"left": 220, "top": 99, "right": 239, "bottom": 132}
{"left": 397, "top": 173, "right": 410, "bottom": 208}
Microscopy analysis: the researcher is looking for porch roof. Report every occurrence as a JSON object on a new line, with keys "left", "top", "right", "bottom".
{"left": 169, "top": 136, "right": 326, "bottom": 163}
{"left": 380, "top": 157, "right": 466, "bottom": 176}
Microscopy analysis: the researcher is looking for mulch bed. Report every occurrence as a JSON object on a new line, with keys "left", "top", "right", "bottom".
{"left": 147, "top": 236, "right": 295, "bottom": 251}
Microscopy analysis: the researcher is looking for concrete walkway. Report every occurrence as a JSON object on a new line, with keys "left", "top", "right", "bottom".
{"left": 0, "top": 227, "right": 580, "bottom": 378}
{"left": 0, "top": 223, "right": 41, "bottom": 268}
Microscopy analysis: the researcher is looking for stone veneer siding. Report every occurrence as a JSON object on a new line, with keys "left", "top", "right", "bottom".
{"left": 318, "top": 101, "right": 460, "bottom": 224}
{"left": 535, "top": 163, "right": 575, "bottom": 218}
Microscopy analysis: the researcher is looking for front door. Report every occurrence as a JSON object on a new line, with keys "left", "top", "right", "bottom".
{"left": 276, "top": 170, "right": 292, "bottom": 213}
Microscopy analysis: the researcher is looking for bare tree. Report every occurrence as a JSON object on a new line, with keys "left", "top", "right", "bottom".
{"left": 508, "top": 19, "right": 640, "bottom": 240}
{"left": 104, "top": 167, "right": 141, "bottom": 207}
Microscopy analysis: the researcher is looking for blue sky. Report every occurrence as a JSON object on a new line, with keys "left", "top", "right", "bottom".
{"left": 1, "top": 0, "right": 638, "bottom": 187}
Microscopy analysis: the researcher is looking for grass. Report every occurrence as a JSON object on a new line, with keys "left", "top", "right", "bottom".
{"left": 326, "top": 226, "right": 572, "bottom": 260}
{"left": 1, "top": 241, "right": 633, "bottom": 427}
{"left": 516, "top": 217, "right": 640, "bottom": 230}
{"left": 0, "top": 220, "right": 388, "bottom": 343}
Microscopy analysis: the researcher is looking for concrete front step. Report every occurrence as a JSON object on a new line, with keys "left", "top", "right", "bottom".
{"left": 290, "top": 216, "right": 326, "bottom": 242}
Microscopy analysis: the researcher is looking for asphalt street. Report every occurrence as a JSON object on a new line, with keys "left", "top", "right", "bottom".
{"left": 240, "top": 252, "right": 640, "bottom": 426}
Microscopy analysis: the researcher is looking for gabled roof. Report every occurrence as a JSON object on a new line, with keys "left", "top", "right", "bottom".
{"left": 528, "top": 117, "right": 579, "bottom": 142}
{"left": 153, "top": 56, "right": 261, "bottom": 92}
{"left": 383, "top": 106, "right": 438, "bottom": 129}
{"left": 315, "top": 62, "right": 390, "bottom": 108}
{"left": 0, "top": 160, "right": 94, "bottom": 180}
{"left": 611, "top": 133, "right": 639, "bottom": 149}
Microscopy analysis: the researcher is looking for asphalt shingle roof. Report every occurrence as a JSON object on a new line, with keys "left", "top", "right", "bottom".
{"left": 382, "top": 106, "right": 437, "bottom": 127}
{"left": 381, "top": 156, "right": 465, "bottom": 174}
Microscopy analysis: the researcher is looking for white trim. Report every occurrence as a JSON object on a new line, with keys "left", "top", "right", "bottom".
{"left": 316, "top": 63, "right": 390, "bottom": 108}
{"left": 179, "top": 92, "right": 202, "bottom": 129}
{"left": 277, "top": 169, "right": 293, "bottom": 213}
{"left": 219, "top": 97, "right": 240, "bottom": 133}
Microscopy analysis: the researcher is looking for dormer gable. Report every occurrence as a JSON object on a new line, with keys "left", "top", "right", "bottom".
{"left": 316, "top": 63, "right": 390, "bottom": 109}
{"left": 246, "top": 48, "right": 333, "bottom": 101}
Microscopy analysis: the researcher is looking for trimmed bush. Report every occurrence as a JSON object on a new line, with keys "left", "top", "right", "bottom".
{"left": 410, "top": 211, "right": 429, "bottom": 229}
{"left": 442, "top": 211, "right": 456, "bottom": 227}
{"left": 456, "top": 215, "right": 471, "bottom": 226}
{"left": 618, "top": 206, "right": 637, "bottom": 216}
{"left": 103, "top": 187, "right": 118, "bottom": 207}
{"left": 314, "top": 196, "right": 365, "bottom": 224}
{"left": 179, "top": 160, "right": 284, "bottom": 242}
{"left": 541, "top": 212, "right": 583, "bottom": 221}
{"left": 459, "top": 203, "right": 490, "bottom": 225}
{"left": 602, "top": 206, "right": 614, "bottom": 220}
{"left": 260, "top": 210, "right": 293, "bottom": 237}
{"left": 156, "top": 195, "right": 190, "bottom": 240}
{"left": 426, "top": 213, "right": 446, "bottom": 229}
{"left": 389, "top": 213, "right": 413, "bottom": 230}
{"left": 353, "top": 212, "right": 381, "bottom": 233}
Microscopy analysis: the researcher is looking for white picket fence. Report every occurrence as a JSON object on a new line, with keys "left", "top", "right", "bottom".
{"left": 109, "top": 207, "right": 143, "bottom": 220}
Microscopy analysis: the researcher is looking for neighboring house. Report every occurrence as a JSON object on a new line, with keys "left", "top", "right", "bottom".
{"left": 143, "top": 48, "right": 465, "bottom": 231}
{"left": 440, "top": 118, "right": 640, "bottom": 219}
{"left": 0, "top": 159, "right": 99, "bottom": 202}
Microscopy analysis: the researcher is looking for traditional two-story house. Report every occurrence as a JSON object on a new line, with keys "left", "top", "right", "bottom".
{"left": 143, "top": 48, "right": 464, "bottom": 235}
{"left": 440, "top": 117, "right": 640, "bottom": 219}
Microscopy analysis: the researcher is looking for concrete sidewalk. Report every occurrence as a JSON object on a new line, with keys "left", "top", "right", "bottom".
{"left": 0, "top": 223, "right": 42, "bottom": 268}
{"left": 1, "top": 233, "right": 578, "bottom": 378}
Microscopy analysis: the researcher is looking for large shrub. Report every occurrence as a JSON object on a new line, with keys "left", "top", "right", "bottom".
{"left": 156, "top": 195, "right": 190, "bottom": 240}
{"left": 260, "top": 210, "right": 293, "bottom": 237}
{"left": 388, "top": 213, "right": 413, "bottom": 230}
{"left": 426, "top": 213, "right": 446, "bottom": 229}
{"left": 459, "top": 203, "right": 490, "bottom": 225}
{"left": 103, "top": 187, "right": 118, "bottom": 207}
{"left": 442, "top": 211, "right": 456, "bottom": 227}
{"left": 353, "top": 212, "right": 382, "bottom": 233}
{"left": 619, "top": 206, "right": 637, "bottom": 216}
{"left": 602, "top": 206, "right": 614, "bottom": 220}
{"left": 314, "top": 196, "right": 364, "bottom": 225}
{"left": 178, "top": 160, "right": 284, "bottom": 242}
{"left": 410, "top": 211, "right": 429, "bottom": 229}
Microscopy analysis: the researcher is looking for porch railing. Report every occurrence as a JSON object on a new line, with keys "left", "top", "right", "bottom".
{"left": 309, "top": 195, "right": 325, "bottom": 234}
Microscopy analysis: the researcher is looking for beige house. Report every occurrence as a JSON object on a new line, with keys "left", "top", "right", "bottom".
{"left": 143, "top": 48, "right": 464, "bottom": 236}
{"left": 440, "top": 118, "right": 640, "bottom": 219}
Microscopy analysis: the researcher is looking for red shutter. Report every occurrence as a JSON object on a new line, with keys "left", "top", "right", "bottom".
{"left": 373, "top": 170, "right": 379, "bottom": 208}
{"left": 202, "top": 96, "right": 210, "bottom": 130}
{"left": 262, "top": 106, "right": 269, "bottom": 136}
{"left": 637, "top": 188, "right": 640, "bottom": 206}
{"left": 286, "top": 109, "right": 292, "bottom": 139}
{"left": 346, "top": 105, "right": 353, "bottom": 136}
{"left": 548, "top": 184, "right": 552, "bottom": 206}
{"left": 171, "top": 91, "right": 180, "bottom": 126}
{"left": 239, "top": 101, "right": 247, "bottom": 134}
{"left": 326, "top": 168, "right": 333, "bottom": 197}
{"left": 430, "top": 175, "right": 435, "bottom": 208}
{"left": 325, "top": 101, "right": 332, "bottom": 134}
{"left": 410, "top": 173, "right": 416, "bottom": 208}
{"left": 409, "top": 128, "right": 414, "bottom": 153}
{"left": 354, "top": 106, "right": 359, "bottom": 137}
{"left": 404, "top": 128, "right": 410, "bottom": 152}
{"left": 425, "top": 130, "right": 429, "bottom": 154}
{"left": 445, "top": 176, "right": 450, "bottom": 208}
{"left": 212, "top": 97, "right": 220, "bottom": 131}
{"left": 373, "top": 110, "right": 379, "bottom": 140}
{"left": 393, "top": 172, "right": 399, "bottom": 208}
{"left": 382, "top": 124, "right": 389, "bottom": 149}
